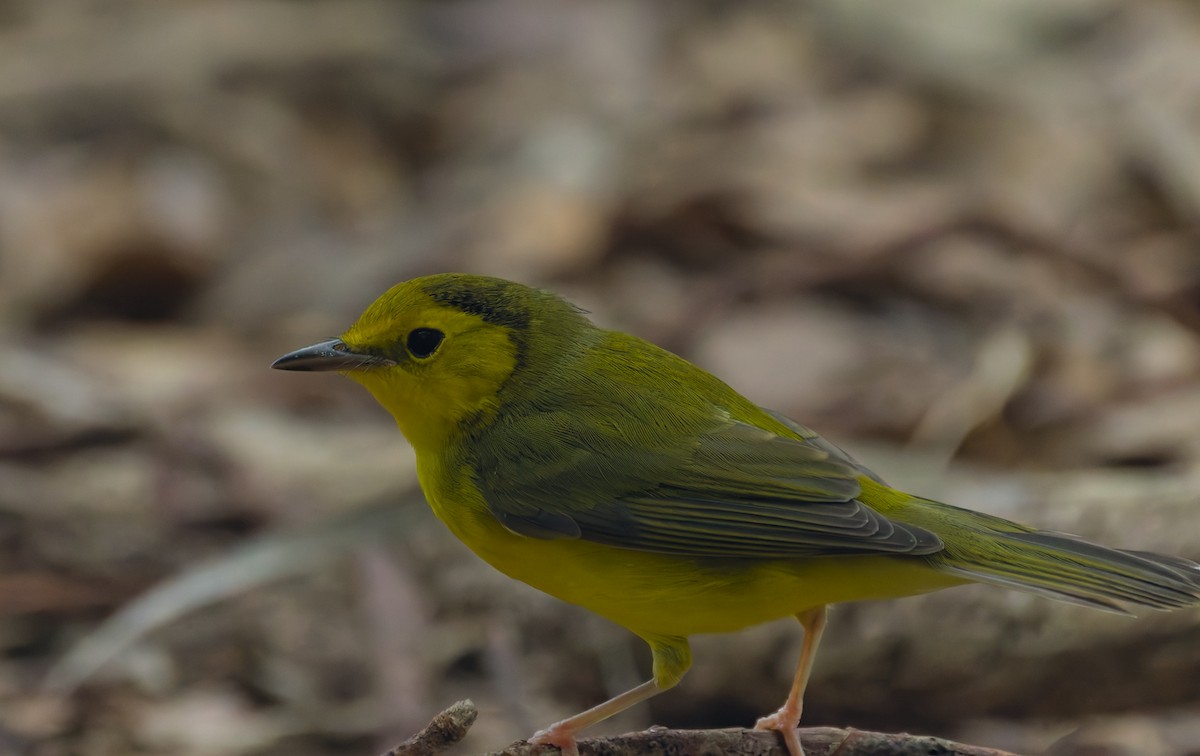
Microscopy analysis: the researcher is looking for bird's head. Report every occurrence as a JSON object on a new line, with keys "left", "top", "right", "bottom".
{"left": 273, "top": 273, "right": 585, "bottom": 451}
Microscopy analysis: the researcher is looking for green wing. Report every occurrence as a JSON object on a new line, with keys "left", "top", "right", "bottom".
{"left": 472, "top": 408, "right": 942, "bottom": 559}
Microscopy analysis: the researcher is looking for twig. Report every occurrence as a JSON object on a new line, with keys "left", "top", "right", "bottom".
{"left": 383, "top": 701, "right": 1016, "bottom": 756}
{"left": 382, "top": 700, "right": 478, "bottom": 756}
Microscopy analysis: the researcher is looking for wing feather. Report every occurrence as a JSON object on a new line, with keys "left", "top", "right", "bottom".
{"left": 475, "top": 408, "right": 942, "bottom": 559}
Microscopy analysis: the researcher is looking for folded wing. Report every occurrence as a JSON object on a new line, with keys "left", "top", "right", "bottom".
{"left": 477, "top": 409, "right": 943, "bottom": 559}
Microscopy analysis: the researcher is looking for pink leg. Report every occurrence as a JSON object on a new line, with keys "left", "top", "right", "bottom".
{"left": 529, "top": 634, "right": 689, "bottom": 755}
{"left": 529, "top": 680, "right": 662, "bottom": 756}
{"left": 753, "top": 605, "right": 828, "bottom": 756}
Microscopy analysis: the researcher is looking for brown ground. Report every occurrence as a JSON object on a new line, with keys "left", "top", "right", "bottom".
{"left": 2, "top": 1, "right": 1200, "bottom": 754}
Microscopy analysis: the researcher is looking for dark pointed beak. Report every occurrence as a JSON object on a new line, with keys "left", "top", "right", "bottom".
{"left": 271, "top": 338, "right": 391, "bottom": 372}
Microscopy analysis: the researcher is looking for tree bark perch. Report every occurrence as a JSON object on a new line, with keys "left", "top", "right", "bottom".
{"left": 382, "top": 701, "right": 1016, "bottom": 756}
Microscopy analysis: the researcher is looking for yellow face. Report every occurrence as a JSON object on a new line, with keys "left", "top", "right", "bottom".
{"left": 273, "top": 273, "right": 595, "bottom": 455}
{"left": 341, "top": 287, "right": 520, "bottom": 451}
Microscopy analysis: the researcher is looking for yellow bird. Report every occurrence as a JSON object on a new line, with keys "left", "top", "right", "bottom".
{"left": 274, "top": 273, "right": 1200, "bottom": 756}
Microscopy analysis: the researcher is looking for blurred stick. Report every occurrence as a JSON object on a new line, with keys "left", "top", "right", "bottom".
{"left": 383, "top": 700, "right": 1015, "bottom": 756}
{"left": 45, "top": 494, "right": 425, "bottom": 693}
{"left": 359, "top": 546, "right": 436, "bottom": 739}
{"left": 908, "top": 326, "right": 1033, "bottom": 467}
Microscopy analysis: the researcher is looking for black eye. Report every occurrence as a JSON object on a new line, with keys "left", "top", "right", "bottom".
{"left": 406, "top": 327, "right": 444, "bottom": 358}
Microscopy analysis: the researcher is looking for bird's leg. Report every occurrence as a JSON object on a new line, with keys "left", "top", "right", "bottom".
{"left": 529, "top": 679, "right": 661, "bottom": 756}
{"left": 754, "top": 605, "right": 828, "bottom": 756}
{"left": 529, "top": 635, "right": 690, "bottom": 756}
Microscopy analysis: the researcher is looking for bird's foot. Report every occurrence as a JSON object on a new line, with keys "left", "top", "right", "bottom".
{"left": 754, "top": 706, "right": 805, "bottom": 756}
{"left": 529, "top": 722, "right": 581, "bottom": 756}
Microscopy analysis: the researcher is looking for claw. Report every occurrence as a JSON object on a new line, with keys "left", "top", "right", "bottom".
{"left": 529, "top": 723, "right": 581, "bottom": 756}
{"left": 755, "top": 706, "right": 805, "bottom": 756}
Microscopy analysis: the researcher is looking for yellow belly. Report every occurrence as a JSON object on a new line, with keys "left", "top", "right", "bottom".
{"left": 478, "top": 534, "right": 961, "bottom": 637}
{"left": 422, "top": 460, "right": 965, "bottom": 638}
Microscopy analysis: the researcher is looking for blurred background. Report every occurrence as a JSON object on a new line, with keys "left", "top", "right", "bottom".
{"left": 2, "top": 0, "right": 1200, "bottom": 754}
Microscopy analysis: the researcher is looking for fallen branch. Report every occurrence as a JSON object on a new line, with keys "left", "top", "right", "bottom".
{"left": 382, "top": 699, "right": 478, "bottom": 756}
{"left": 382, "top": 701, "right": 1016, "bottom": 756}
